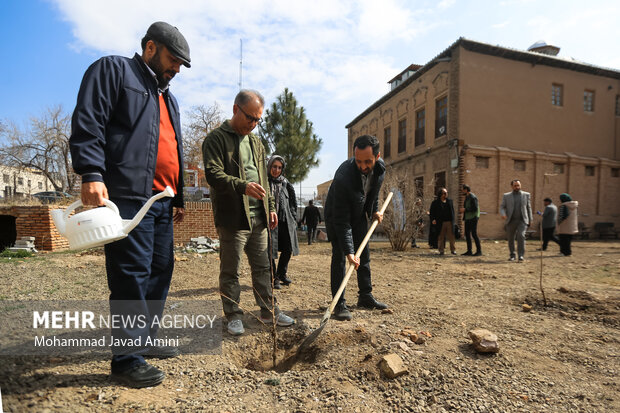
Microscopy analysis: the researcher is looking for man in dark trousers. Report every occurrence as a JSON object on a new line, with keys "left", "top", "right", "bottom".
{"left": 325, "top": 135, "right": 387, "bottom": 321}
{"left": 301, "top": 200, "right": 322, "bottom": 244}
{"left": 70, "top": 22, "right": 190, "bottom": 387}
{"left": 460, "top": 185, "right": 482, "bottom": 256}
{"left": 541, "top": 197, "right": 560, "bottom": 251}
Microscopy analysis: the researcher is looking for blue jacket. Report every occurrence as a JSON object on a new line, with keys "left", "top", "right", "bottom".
{"left": 325, "top": 157, "right": 385, "bottom": 255}
{"left": 70, "top": 53, "right": 184, "bottom": 207}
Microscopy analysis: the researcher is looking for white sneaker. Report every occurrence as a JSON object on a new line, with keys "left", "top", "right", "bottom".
{"left": 260, "top": 312, "right": 295, "bottom": 326}
{"left": 227, "top": 319, "right": 244, "bottom": 336}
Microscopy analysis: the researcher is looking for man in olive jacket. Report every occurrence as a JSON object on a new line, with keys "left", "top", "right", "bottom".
{"left": 325, "top": 135, "right": 387, "bottom": 321}
{"left": 202, "top": 89, "right": 294, "bottom": 336}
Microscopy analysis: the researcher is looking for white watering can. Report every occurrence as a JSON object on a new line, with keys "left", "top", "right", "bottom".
{"left": 51, "top": 186, "right": 175, "bottom": 250}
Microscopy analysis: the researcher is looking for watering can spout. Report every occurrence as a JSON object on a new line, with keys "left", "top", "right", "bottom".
{"left": 122, "top": 186, "right": 175, "bottom": 235}
{"left": 51, "top": 209, "right": 67, "bottom": 236}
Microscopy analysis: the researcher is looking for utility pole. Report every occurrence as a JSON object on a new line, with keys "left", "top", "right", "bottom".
{"left": 238, "top": 39, "right": 243, "bottom": 90}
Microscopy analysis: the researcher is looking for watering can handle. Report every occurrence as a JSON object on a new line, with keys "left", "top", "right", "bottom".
{"left": 62, "top": 199, "right": 120, "bottom": 221}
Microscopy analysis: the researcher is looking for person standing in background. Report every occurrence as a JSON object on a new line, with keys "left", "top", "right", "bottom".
{"left": 557, "top": 193, "right": 578, "bottom": 256}
{"left": 460, "top": 185, "right": 482, "bottom": 256}
{"left": 267, "top": 155, "right": 299, "bottom": 289}
{"left": 430, "top": 188, "right": 456, "bottom": 256}
{"left": 301, "top": 200, "right": 322, "bottom": 245}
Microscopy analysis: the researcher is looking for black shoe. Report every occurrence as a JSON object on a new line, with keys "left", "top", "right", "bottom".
{"left": 357, "top": 295, "right": 388, "bottom": 310}
{"left": 279, "top": 275, "right": 292, "bottom": 286}
{"left": 332, "top": 303, "right": 352, "bottom": 321}
{"left": 451, "top": 251, "right": 457, "bottom": 255}
{"left": 111, "top": 363, "right": 165, "bottom": 388}
{"left": 273, "top": 278, "right": 281, "bottom": 290}
{"left": 462, "top": 251, "right": 473, "bottom": 256}
{"left": 473, "top": 251, "right": 482, "bottom": 256}
{"left": 144, "top": 345, "right": 180, "bottom": 359}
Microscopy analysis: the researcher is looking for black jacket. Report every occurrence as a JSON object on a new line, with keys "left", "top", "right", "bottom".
{"left": 430, "top": 198, "right": 455, "bottom": 225}
{"left": 70, "top": 53, "right": 184, "bottom": 207}
{"left": 301, "top": 205, "right": 322, "bottom": 227}
{"left": 325, "top": 157, "right": 385, "bottom": 255}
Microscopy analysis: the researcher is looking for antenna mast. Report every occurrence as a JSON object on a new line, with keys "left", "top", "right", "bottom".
{"left": 239, "top": 39, "right": 243, "bottom": 90}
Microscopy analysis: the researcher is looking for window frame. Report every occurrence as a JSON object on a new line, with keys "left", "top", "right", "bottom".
{"left": 583, "top": 90, "right": 595, "bottom": 112}
{"left": 398, "top": 118, "right": 407, "bottom": 153}
{"left": 435, "top": 96, "right": 448, "bottom": 138}
{"left": 415, "top": 108, "right": 425, "bottom": 147}
{"left": 383, "top": 126, "right": 391, "bottom": 159}
{"left": 551, "top": 83, "right": 563, "bottom": 107}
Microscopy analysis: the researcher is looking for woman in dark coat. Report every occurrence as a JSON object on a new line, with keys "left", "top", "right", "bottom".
{"left": 268, "top": 155, "right": 299, "bottom": 289}
{"left": 429, "top": 187, "right": 456, "bottom": 255}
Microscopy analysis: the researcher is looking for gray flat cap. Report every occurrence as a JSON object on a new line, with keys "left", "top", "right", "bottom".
{"left": 144, "top": 21, "right": 191, "bottom": 68}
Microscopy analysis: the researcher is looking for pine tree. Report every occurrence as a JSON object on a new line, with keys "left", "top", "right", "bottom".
{"left": 258, "top": 88, "right": 322, "bottom": 183}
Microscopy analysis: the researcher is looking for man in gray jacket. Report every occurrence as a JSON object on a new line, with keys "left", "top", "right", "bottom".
{"left": 500, "top": 180, "right": 533, "bottom": 261}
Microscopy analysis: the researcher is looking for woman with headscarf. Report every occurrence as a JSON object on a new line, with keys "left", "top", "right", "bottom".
{"left": 267, "top": 155, "right": 299, "bottom": 289}
{"left": 557, "top": 193, "right": 578, "bottom": 256}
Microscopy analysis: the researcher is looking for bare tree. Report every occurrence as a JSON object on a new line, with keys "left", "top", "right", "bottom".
{"left": 381, "top": 166, "right": 432, "bottom": 251}
{"left": 183, "top": 103, "right": 224, "bottom": 168}
{"left": 0, "top": 105, "right": 77, "bottom": 192}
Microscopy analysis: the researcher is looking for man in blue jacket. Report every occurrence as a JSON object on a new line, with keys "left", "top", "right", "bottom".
{"left": 325, "top": 135, "right": 387, "bottom": 321}
{"left": 70, "top": 22, "right": 190, "bottom": 388}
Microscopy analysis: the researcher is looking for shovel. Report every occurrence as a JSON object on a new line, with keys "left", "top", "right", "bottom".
{"left": 297, "top": 192, "right": 393, "bottom": 354}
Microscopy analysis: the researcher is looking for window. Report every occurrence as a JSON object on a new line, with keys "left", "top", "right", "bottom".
{"left": 551, "top": 84, "right": 563, "bottom": 106}
{"left": 17, "top": 177, "right": 23, "bottom": 185}
{"left": 611, "top": 168, "right": 619, "bottom": 178}
{"left": 616, "top": 95, "right": 620, "bottom": 116}
{"left": 553, "top": 163, "right": 565, "bottom": 174}
{"left": 383, "top": 127, "right": 391, "bottom": 159}
{"left": 475, "top": 156, "right": 489, "bottom": 169}
{"left": 435, "top": 96, "right": 447, "bottom": 138}
{"left": 514, "top": 160, "right": 526, "bottom": 171}
{"left": 434, "top": 171, "right": 446, "bottom": 196}
{"left": 38, "top": 182, "right": 43, "bottom": 189}
{"left": 584, "top": 90, "right": 595, "bottom": 112}
{"left": 2, "top": 174, "right": 8, "bottom": 183}
{"left": 415, "top": 109, "right": 425, "bottom": 146}
{"left": 398, "top": 119, "right": 407, "bottom": 153}
{"left": 585, "top": 165, "right": 595, "bottom": 176}
{"left": 414, "top": 176, "right": 424, "bottom": 198}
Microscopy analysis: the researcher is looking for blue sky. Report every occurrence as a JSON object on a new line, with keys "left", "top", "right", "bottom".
{"left": 1, "top": 0, "right": 619, "bottom": 197}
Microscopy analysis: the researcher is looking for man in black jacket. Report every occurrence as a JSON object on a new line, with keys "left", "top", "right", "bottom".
{"left": 70, "top": 22, "right": 190, "bottom": 388}
{"left": 325, "top": 135, "right": 387, "bottom": 321}
{"left": 429, "top": 188, "right": 456, "bottom": 255}
{"left": 301, "top": 200, "right": 322, "bottom": 244}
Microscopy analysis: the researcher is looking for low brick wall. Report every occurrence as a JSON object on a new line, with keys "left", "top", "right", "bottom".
{"left": 173, "top": 201, "right": 217, "bottom": 245}
{"left": 0, "top": 201, "right": 217, "bottom": 252}
{"left": 0, "top": 205, "right": 69, "bottom": 251}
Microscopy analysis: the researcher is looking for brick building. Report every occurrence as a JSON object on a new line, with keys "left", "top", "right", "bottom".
{"left": 346, "top": 38, "right": 620, "bottom": 238}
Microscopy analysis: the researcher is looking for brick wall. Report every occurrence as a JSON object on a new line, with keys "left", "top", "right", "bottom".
{"left": 0, "top": 201, "right": 217, "bottom": 252}
{"left": 462, "top": 145, "right": 620, "bottom": 238}
{"left": 0, "top": 205, "right": 69, "bottom": 251}
{"left": 173, "top": 201, "right": 217, "bottom": 245}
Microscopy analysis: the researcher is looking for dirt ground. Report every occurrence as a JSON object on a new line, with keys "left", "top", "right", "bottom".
{"left": 0, "top": 237, "right": 619, "bottom": 412}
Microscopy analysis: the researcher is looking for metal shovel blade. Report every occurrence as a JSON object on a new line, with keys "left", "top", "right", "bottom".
{"left": 295, "top": 192, "right": 393, "bottom": 356}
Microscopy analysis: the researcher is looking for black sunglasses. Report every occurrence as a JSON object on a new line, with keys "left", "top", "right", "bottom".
{"left": 237, "top": 105, "right": 261, "bottom": 123}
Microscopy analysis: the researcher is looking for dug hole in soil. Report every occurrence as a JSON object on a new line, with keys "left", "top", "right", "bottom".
{"left": 0, "top": 239, "right": 619, "bottom": 412}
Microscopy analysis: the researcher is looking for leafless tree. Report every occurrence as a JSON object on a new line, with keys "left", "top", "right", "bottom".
{"left": 381, "top": 166, "right": 432, "bottom": 251}
{"left": 183, "top": 103, "right": 224, "bottom": 168}
{"left": 0, "top": 105, "right": 77, "bottom": 192}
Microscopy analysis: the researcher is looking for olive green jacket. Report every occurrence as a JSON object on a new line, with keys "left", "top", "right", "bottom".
{"left": 202, "top": 120, "right": 275, "bottom": 230}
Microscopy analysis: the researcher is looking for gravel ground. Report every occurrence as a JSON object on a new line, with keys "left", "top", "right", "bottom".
{"left": 0, "top": 239, "right": 619, "bottom": 412}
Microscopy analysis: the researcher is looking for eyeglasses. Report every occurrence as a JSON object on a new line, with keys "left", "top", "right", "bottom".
{"left": 237, "top": 105, "right": 261, "bottom": 124}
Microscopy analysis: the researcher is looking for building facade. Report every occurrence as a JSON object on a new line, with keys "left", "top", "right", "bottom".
{"left": 346, "top": 38, "right": 620, "bottom": 238}
{"left": 0, "top": 165, "right": 56, "bottom": 198}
